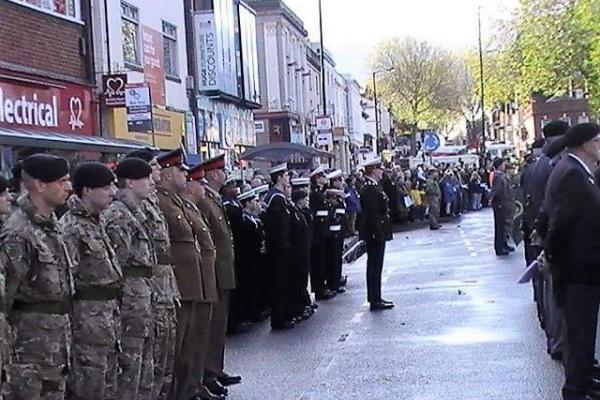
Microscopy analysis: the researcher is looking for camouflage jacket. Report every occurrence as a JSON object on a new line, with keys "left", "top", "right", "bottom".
{"left": 425, "top": 178, "right": 441, "bottom": 199}
{"left": 0, "top": 194, "right": 73, "bottom": 372}
{"left": 103, "top": 190, "right": 155, "bottom": 338}
{"left": 141, "top": 194, "right": 180, "bottom": 307}
{"left": 59, "top": 196, "right": 122, "bottom": 347}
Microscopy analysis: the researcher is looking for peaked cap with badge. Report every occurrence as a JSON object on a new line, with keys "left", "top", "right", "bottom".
{"left": 157, "top": 148, "right": 189, "bottom": 170}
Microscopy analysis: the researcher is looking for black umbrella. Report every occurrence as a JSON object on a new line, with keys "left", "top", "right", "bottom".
{"left": 240, "top": 142, "right": 333, "bottom": 162}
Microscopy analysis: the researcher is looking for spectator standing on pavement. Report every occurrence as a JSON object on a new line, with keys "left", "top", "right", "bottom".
{"left": 344, "top": 175, "right": 361, "bottom": 236}
{"left": 359, "top": 156, "right": 394, "bottom": 311}
{"left": 425, "top": 168, "right": 442, "bottom": 230}
{"left": 441, "top": 171, "right": 457, "bottom": 217}
{"left": 544, "top": 123, "right": 600, "bottom": 400}
{"left": 469, "top": 171, "right": 483, "bottom": 210}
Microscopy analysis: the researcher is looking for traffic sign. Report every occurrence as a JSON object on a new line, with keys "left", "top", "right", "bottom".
{"left": 423, "top": 131, "right": 441, "bottom": 152}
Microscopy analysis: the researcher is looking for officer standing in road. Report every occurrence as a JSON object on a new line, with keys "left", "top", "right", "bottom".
{"left": 59, "top": 162, "right": 123, "bottom": 400}
{"left": 309, "top": 165, "right": 335, "bottom": 301}
{"left": 544, "top": 123, "right": 600, "bottom": 400}
{"left": 0, "top": 154, "right": 73, "bottom": 400}
{"left": 491, "top": 158, "right": 512, "bottom": 256}
{"left": 425, "top": 167, "right": 442, "bottom": 230}
{"left": 264, "top": 163, "right": 294, "bottom": 330}
{"left": 195, "top": 155, "right": 241, "bottom": 389}
{"left": 104, "top": 158, "right": 156, "bottom": 400}
{"left": 359, "top": 157, "right": 395, "bottom": 311}
{"left": 127, "top": 149, "right": 180, "bottom": 400}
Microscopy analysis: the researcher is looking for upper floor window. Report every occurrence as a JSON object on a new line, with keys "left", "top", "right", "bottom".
{"left": 162, "top": 21, "right": 179, "bottom": 77}
{"left": 8, "top": 0, "right": 81, "bottom": 21}
{"left": 121, "top": 2, "right": 140, "bottom": 65}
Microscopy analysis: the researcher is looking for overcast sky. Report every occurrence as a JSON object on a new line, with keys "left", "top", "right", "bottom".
{"left": 283, "top": 0, "right": 518, "bottom": 86}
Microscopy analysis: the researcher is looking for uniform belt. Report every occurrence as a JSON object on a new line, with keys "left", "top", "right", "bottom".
{"left": 123, "top": 265, "right": 153, "bottom": 279}
{"left": 329, "top": 225, "right": 342, "bottom": 232}
{"left": 316, "top": 210, "right": 328, "bottom": 217}
{"left": 156, "top": 252, "right": 171, "bottom": 266}
{"left": 335, "top": 209, "right": 346, "bottom": 215}
{"left": 74, "top": 285, "right": 120, "bottom": 301}
{"left": 13, "top": 300, "right": 70, "bottom": 315}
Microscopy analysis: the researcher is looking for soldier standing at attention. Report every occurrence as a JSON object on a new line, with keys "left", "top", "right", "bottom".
{"left": 195, "top": 155, "right": 242, "bottom": 389}
{"left": 126, "top": 149, "right": 180, "bottom": 400}
{"left": 59, "top": 163, "right": 122, "bottom": 400}
{"left": 309, "top": 165, "right": 335, "bottom": 301}
{"left": 325, "top": 170, "right": 346, "bottom": 294}
{"left": 425, "top": 167, "right": 442, "bottom": 230}
{"left": 0, "top": 154, "right": 73, "bottom": 400}
{"left": 0, "top": 175, "right": 12, "bottom": 374}
{"left": 104, "top": 158, "right": 156, "bottom": 400}
{"left": 263, "top": 163, "right": 294, "bottom": 330}
{"left": 359, "top": 157, "right": 395, "bottom": 311}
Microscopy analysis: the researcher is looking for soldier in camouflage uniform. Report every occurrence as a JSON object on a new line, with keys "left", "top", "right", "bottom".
{"left": 0, "top": 154, "right": 73, "bottom": 400}
{"left": 425, "top": 168, "right": 442, "bottom": 230}
{"left": 103, "top": 158, "right": 156, "bottom": 400}
{"left": 59, "top": 163, "right": 123, "bottom": 400}
{"left": 0, "top": 176, "right": 13, "bottom": 379}
{"left": 126, "top": 150, "right": 180, "bottom": 400}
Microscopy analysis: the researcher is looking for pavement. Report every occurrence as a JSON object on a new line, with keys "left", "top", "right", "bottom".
{"left": 224, "top": 209, "right": 565, "bottom": 400}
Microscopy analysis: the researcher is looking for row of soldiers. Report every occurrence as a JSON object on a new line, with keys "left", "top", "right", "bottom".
{"left": 0, "top": 149, "right": 242, "bottom": 400}
{"left": 0, "top": 146, "right": 356, "bottom": 400}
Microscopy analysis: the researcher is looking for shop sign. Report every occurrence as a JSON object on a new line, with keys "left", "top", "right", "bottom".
{"left": 315, "top": 132, "right": 333, "bottom": 147}
{"left": 142, "top": 26, "right": 166, "bottom": 106}
{"left": 125, "top": 83, "right": 153, "bottom": 133}
{"left": 110, "top": 107, "right": 184, "bottom": 150}
{"left": 102, "top": 74, "right": 128, "bottom": 107}
{"left": 316, "top": 115, "right": 332, "bottom": 134}
{"left": 0, "top": 80, "right": 94, "bottom": 135}
{"left": 185, "top": 111, "right": 198, "bottom": 155}
{"left": 194, "top": 12, "right": 221, "bottom": 92}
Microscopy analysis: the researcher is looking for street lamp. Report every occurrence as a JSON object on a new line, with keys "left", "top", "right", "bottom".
{"left": 372, "top": 67, "right": 394, "bottom": 154}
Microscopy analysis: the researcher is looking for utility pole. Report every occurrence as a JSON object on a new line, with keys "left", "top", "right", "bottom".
{"left": 318, "top": 0, "right": 327, "bottom": 116}
{"left": 373, "top": 71, "right": 380, "bottom": 155}
{"left": 478, "top": 6, "right": 486, "bottom": 160}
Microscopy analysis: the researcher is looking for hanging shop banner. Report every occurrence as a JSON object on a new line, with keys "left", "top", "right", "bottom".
{"left": 142, "top": 26, "right": 166, "bottom": 106}
{"left": 0, "top": 79, "right": 95, "bottom": 135}
{"left": 194, "top": 12, "right": 221, "bottom": 92}
{"left": 102, "top": 74, "right": 128, "bottom": 107}
{"left": 125, "top": 83, "right": 153, "bottom": 133}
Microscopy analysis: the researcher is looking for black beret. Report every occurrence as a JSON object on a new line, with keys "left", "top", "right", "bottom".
{"left": 543, "top": 120, "right": 570, "bottom": 138}
{"left": 22, "top": 154, "right": 69, "bottom": 183}
{"left": 563, "top": 122, "right": 600, "bottom": 148}
{"left": 126, "top": 148, "right": 157, "bottom": 163}
{"left": 531, "top": 138, "right": 545, "bottom": 149}
{"left": 72, "top": 162, "right": 115, "bottom": 191}
{"left": 545, "top": 136, "right": 568, "bottom": 158}
{"left": 115, "top": 158, "right": 152, "bottom": 180}
{"left": 0, "top": 176, "right": 8, "bottom": 193}
{"left": 493, "top": 157, "right": 506, "bottom": 169}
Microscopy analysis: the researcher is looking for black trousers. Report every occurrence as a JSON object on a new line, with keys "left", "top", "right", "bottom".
{"left": 326, "top": 234, "right": 344, "bottom": 291}
{"left": 310, "top": 233, "right": 328, "bottom": 294}
{"left": 492, "top": 205, "right": 507, "bottom": 253}
{"left": 366, "top": 240, "right": 386, "bottom": 303}
{"left": 562, "top": 283, "right": 600, "bottom": 399}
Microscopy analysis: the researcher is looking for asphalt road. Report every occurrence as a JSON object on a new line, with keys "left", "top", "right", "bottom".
{"left": 224, "top": 209, "right": 564, "bottom": 400}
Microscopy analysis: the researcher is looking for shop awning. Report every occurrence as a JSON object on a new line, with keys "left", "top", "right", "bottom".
{"left": 240, "top": 142, "right": 333, "bottom": 162}
{"left": 0, "top": 128, "right": 155, "bottom": 153}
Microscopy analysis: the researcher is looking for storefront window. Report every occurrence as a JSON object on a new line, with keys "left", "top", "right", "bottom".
{"left": 10, "top": 0, "right": 80, "bottom": 21}
{"left": 121, "top": 2, "right": 140, "bottom": 65}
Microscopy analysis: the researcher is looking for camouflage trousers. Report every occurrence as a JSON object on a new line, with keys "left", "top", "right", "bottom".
{"left": 67, "top": 343, "right": 118, "bottom": 400}
{"left": 117, "top": 336, "right": 154, "bottom": 400}
{"left": 151, "top": 307, "right": 176, "bottom": 400}
{"left": 2, "top": 363, "right": 66, "bottom": 400}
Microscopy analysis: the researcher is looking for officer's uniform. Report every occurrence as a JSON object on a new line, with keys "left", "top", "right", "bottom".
{"left": 104, "top": 159, "right": 156, "bottom": 400}
{"left": 157, "top": 182, "right": 218, "bottom": 400}
{"left": 194, "top": 155, "right": 237, "bottom": 385}
{"left": 0, "top": 155, "right": 73, "bottom": 400}
{"left": 359, "top": 159, "right": 393, "bottom": 308}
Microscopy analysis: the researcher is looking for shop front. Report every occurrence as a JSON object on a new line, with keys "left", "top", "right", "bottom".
{"left": 0, "top": 72, "right": 151, "bottom": 173}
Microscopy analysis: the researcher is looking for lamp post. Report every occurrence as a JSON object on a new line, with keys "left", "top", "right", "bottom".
{"left": 478, "top": 6, "right": 486, "bottom": 160}
{"left": 372, "top": 68, "right": 393, "bottom": 155}
{"left": 318, "top": 0, "right": 327, "bottom": 116}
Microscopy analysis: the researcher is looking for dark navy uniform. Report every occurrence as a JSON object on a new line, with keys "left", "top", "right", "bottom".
{"left": 263, "top": 187, "right": 293, "bottom": 328}
{"left": 309, "top": 185, "right": 332, "bottom": 299}
{"left": 326, "top": 193, "right": 346, "bottom": 293}
{"left": 224, "top": 198, "right": 249, "bottom": 329}
{"left": 359, "top": 176, "right": 393, "bottom": 304}
{"left": 289, "top": 203, "right": 312, "bottom": 318}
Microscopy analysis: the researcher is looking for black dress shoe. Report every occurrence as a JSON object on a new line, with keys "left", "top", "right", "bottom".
{"left": 271, "top": 320, "right": 295, "bottom": 331}
{"left": 504, "top": 245, "right": 515, "bottom": 252}
{"left": 549, "top": 350, "right": 563, "bottom": 361}
{"left": 315, "top": 290, "right": 335, "bottom": 300}
{"left": 496, "top": 250, "right": 510, "bottom": 256}
{"left": 227, "top": 321, "right": 252, "bottom": 335}
{"left": 370, "top": 301, "right": 395, "bottom": 311}
{"left": 430, "top": 225, "right": 441, "bottom": 230}
{"left": 310, "top": 302, "right": 319, "bottom": 309}
{"left": 204, "top": 379, "right": 228, "bottom": 396}
{"left": 195, "top": 386, "right": 226, "bottom": 400}
{"left": 216, "top": 373, "right": 242, "bottom": 387}
{"left": 336, "top": 287, "right": 346, "bottom": 294}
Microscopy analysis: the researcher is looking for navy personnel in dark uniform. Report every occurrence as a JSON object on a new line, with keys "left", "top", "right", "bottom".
{"left": 309, "top": 165, "right": 335, "bottom": 301}
{"left": 325, "top": 170, "right": 346, "bottom": 294}
{"left": 491, "top": 157, "right": 511, "bottom": 256}
{"left": 544, "top": 123, "right": 600, "bottom": 400}
{"left": 263, "top": 163, "right": 294, "bottom": 330}
{"left": 359, "top": 157, "right": 394, "bottom": 311}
